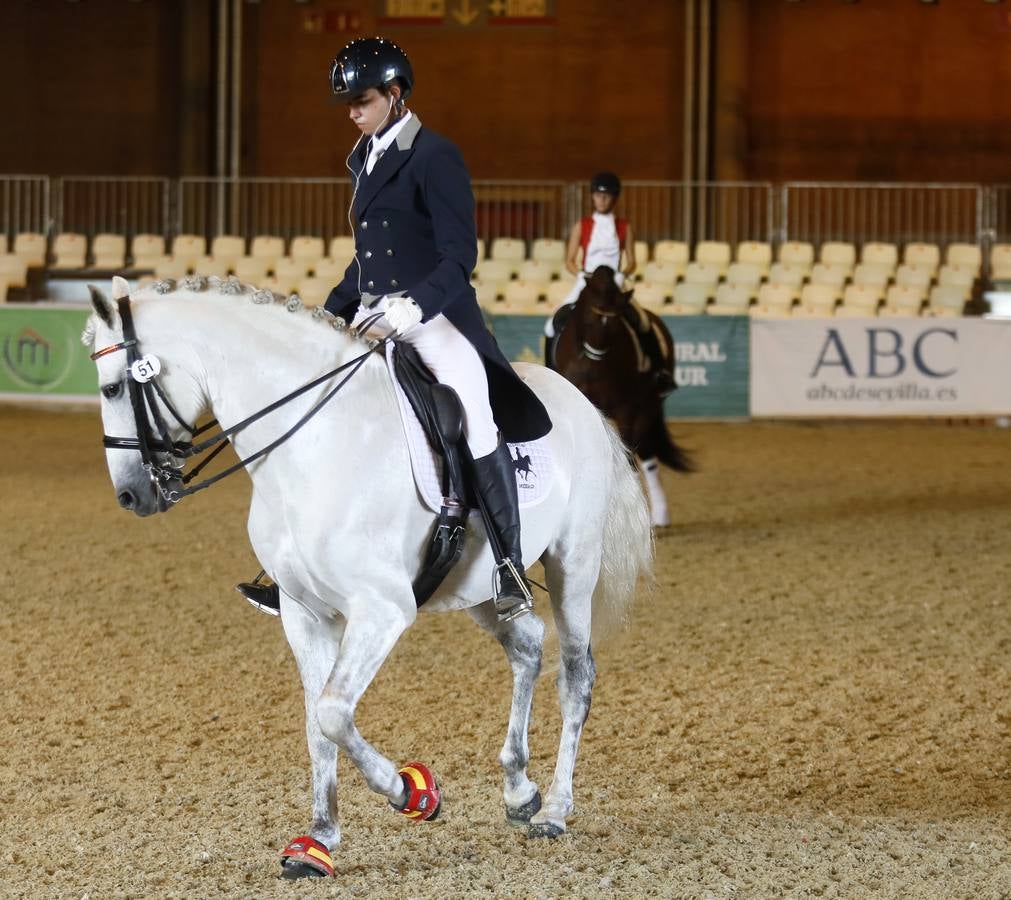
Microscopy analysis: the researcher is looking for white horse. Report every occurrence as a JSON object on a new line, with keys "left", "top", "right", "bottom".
{"left": 84, "top": 275, "right": 652, "bottom": 877}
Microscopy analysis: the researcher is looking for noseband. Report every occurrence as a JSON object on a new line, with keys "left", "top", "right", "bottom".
{"left": 92, "top": 296, "right": 385, "bottom": 504}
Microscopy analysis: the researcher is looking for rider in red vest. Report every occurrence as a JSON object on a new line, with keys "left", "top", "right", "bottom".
{"left": 545, "top": 172, "right": 674, "bottom": 395}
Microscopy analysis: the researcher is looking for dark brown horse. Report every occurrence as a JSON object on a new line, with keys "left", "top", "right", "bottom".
{"left": 550, "top": 265, "right": 691, "bottom": 526}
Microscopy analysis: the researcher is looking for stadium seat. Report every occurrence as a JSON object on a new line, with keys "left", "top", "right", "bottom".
{"left": 798, "top": 283, "right": 838, "bottom": 316}
{"left": 819, "top": 241, "right": 856, "bottom": 272}
{"left": 894, "top": 264, "right": 931, "bottom": 292}
{"left": 275, "top": 256, "right": 311, "bottom": 283}
{"left": 752, "top": 282, "right": 794, "bottom": 316}
{"left": 927, "top": 284, "right": 965, "bottom": 316}
{"left": 945, "top": 243, "right": 981, "bottom": 277}
{"left": 210, "top": 235, "right": 246, "bottom": 272}
{"left": 234, "top": 256, "right": 270, "bottom": 287}
{"left": 881, "top": 284, "right": 925, "bottom": 317}
{"left": 503, "top": 279, "right": 545, "bottom": 312}
{"left": 490, "top": 237, "right": 526, "bottom": 263}
{"left": 0, "top": 235, "right": 6, "bottom": 254}
{"left": 170, "top": 234, "right": 206, "bottom": 270}
{"left": 296, "top": 277, "right": 330, "bottom": 308}
{"left": 766, "top": 262, "right": 805, "bottom": 299}
{"left": 290, "top": 236, "right": 326, "bottom": 272}
{"left": 682, "top": 261, "right": 721, "bottom": 298}
{"left": 991, "top": 243, "right": 1011, "bottom": 281}
{"left": 474, "top": 259, "right": 514, "bottom": 285}
{"left": 545, "top": 280, "right": 574, "bottom": 307}
{"left": 313, "top": 257, "right": 348, "bottom": 283}
{"left": 154, "top": 256, "right": 190, "bottom": 280}
{"left": 91, "top": 233, "right": 127, "bottom": 270}
{"left": 777, "top": 241, "right": 815, "bottom": 272}
{"left": 474, "top": 281, "right": 499, "bottom": 309}
{"left": 851, "top": 263, "right": 890, "bottom": 294}
{"left": 809, "top": 263, "right": 847, "bottom": 299}
{"left": 725, "top": 262, "right": 762, "bottom": 298}
{"left": 250, "top": 235, "right": 285, "bottom": 272}
{"left": 13, "top": 232, "right": 47, "bottom": 267}
{"left": 0, "top": 254, "right": 28, "bottom": 289}
{"left": 736, "top": 241, "right": 772, "bottom": 277}
{"left": 517, "top": 260, "right": 554, "bottom": 283}
{"left": 531, "top": 238, "right": 565, "bottom": 263}
{"left": 642, "top": 260, "right": 681, "bottom": 286}
{"left": 709, "top": 282, "right": 751, "bottom": 313}
{"left": 131, "top": 234, "right": 166, "bottom": 269}
{"left": 860, "top": 242, "right": 898, "bottom": 270}
{"left": 840, "top": 284, "right": 882, "bottom": 315}
{"left": 632, "top": 281, "right": 669, "bottom": 310}
{"left": 328, "top": 236, "right": 356, "bottom": 264}
{"left": 671, "top": 282, "right": 710, "bottom": 315}
{"left": 194, "top": 256, "right": 230, "bottom": 278}
{"left": 51, "top": 233, "right": 88, "bottom": 269}
{"left": 633, "top": 240, "right": 650, "bottom": 266}
{"left": 694, "top": 240, "right": 731, "bottom": 275}
{"left": 937, "top": 264, "right": 974, "bottom": 299}
{"left": 903, "top": 242, "right": 940, "bottom": 274}
{"left": 652, "top": 240, "right": 689, "bottom": 268}
{"left": 261, "top": 273, "right": 299, "bottom": 296}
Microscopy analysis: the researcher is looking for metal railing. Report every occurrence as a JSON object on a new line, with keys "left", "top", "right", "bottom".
{"left": 782, "top": 182, "right": 984, "bottom": 248}
{"left": 989, "top": 185, "right": 1011, "bottom": 245}
{"left": 56, "top": 177, "right": 171, "bottom": 241}
{"left": 1, "top": 175, "right": 50, "bottom": 241}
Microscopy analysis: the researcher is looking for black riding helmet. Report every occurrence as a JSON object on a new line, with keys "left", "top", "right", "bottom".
{"left": 330, "top": 37, "right": 414, "bottom": 101}
{"left": 590, "top": 172, "right": 621, "bottom": 197}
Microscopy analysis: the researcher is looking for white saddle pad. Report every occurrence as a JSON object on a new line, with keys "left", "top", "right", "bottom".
{"left": 385, "top": 346, "right": 553, "bottom": 514}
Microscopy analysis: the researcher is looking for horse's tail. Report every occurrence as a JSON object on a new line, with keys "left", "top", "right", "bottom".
{"left": 649, "top": 411, "right": 694, "bottom": 473}
{"left": 590, "top": 414, "right": 655, "bottom": 648}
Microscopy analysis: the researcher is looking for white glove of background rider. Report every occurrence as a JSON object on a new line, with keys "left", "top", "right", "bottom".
{"left": 383, "top": 295, "right": 423, "bottom": 336}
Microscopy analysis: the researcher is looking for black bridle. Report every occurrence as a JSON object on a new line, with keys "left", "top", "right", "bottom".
{"left": 92, "top": 296, "right": 386, "bottom": 504}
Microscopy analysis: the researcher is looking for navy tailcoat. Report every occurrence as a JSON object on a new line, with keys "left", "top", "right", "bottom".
{"left": 324, "top": 115, "right": 552, "bottom": 444}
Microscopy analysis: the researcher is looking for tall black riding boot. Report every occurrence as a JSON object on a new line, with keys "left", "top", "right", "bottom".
{"left": 471, "top": 439, "right": 534, "bottom": 622}
{"left": 624, "top": 308, "right": 676, "bottom": 396}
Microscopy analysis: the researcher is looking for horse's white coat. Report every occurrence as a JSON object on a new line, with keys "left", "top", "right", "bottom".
{"left": 85, "top": 282, "right": 653, "bottom": 856}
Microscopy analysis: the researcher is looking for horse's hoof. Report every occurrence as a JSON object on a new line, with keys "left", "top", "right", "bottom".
{"left": 505, "top": 790, "right": 542, "bottom": 826}
{"left": 527, "top": 821, "right": 565, "bottom": 839}
{"left": 280, "top": 860, "right": 329, "bottom": 880}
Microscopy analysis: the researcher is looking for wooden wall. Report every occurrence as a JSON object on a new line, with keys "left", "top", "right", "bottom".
{"left": 736, "top": 0, "right": 1011, "bottom": 183}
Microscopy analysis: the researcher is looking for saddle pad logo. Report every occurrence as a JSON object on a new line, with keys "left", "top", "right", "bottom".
{"left": 512, "top": 445, "right": 536, "bottom": 489}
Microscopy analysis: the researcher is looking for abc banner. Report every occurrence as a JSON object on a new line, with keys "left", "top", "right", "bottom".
{"left": 0, "top": 305, "right": 98, "bottom": 399}
{"left": 750, "top": 317, "right": 1011, "bottom": 417}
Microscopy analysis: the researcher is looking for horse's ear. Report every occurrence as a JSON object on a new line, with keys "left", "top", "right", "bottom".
{"left": 111, "top": 275, "right": 130, "bottom": 300}
{"left": 88, "top": 284, "right": 118, "bottom": 328}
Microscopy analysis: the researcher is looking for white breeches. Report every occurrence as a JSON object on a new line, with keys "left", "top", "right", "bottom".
{"left": 544, "top": 270, "right": 626, "bottom": 337}
{"left": 352, "top": 297, "right": 499, "bottom": 458}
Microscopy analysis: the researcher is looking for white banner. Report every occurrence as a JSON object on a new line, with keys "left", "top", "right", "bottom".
{"left": 750, "top": 317, "right": 1011, "bottom": 416}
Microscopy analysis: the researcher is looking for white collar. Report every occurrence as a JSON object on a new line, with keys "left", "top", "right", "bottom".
{"left": 369, "top": 110, "right": 413, "bottom": 158}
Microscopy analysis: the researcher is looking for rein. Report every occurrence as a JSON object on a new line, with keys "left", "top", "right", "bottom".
{"left": 92, "top": 296, "right": 386, "bottom": 503}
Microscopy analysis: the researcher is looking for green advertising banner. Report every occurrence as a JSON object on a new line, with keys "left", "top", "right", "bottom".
{"left": 488, "top": 314, "right": 750, "bottom": 419}
{"left": 0, "top": 305, "right": 98, "bottom": 398}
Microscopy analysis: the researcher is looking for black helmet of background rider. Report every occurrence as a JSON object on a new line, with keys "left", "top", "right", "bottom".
{"left": 330, "top": 37, "right": 414, "bottom": 104}
{"left": 590, "top": 172, "right": 622, "bottom": 198}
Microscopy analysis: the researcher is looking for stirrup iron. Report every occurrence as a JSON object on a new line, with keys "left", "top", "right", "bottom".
{"left": 493, "top": 557, "right": 534, "bottom": 622}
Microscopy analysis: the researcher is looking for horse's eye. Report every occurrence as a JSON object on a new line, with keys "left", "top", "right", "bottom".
{"left": 101, "top": 382, "right": 122, "bottom": 399}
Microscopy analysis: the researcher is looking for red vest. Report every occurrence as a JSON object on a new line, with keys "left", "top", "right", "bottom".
{"left": 579, "top": 216, "right": 628, "bottom": 254}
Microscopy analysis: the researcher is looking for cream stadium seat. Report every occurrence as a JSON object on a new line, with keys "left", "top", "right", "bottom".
{"left": 819, "top": 241, "right": 856, "bottom": 273}
{"left": 0, "top": 254, "right": 28, "bottom": 289}
{"left": 777, "top": 240, "right": 815, "bottom": 273}
{"left": 170, "top": 234, "right": 207, "bottom": 270}
{"left": 653, "top": 240, "right": 689, "bottom": 269}
{"left": 903, "top": 242, "right": 940, "bottom": 275}
{"left": 766, "top": 262, "right": 805, "bottom": 299}
{"left": 881, "top": 284, "right": 925, "bottom": 317}
{"left": 926, "top": 284, "right": 965, "bottom": 316}
{"left": 475, "top": 238, "right": 486, "bottom": 262}
{"left": 0, "top": 235, "right": 6, "bottom": 254}
{"left": 545, "top": 279, "right": 574, "bottom": 307}
{"left": 502, "top": 280, "right": 545, "bottom": 313}
{"left": 91, "top": 233, "right": 127, "bottom": 270}
{"left": 671, "top": 282, "right": 710, "bottom": 315}
{"left": 860, "top": 242, "right": 898, "bottom": 271}
{"left": 474, "top": 258, "right": 514, "bottom": 285}
{"left": 736, "top": 241, "right": 772, "bottom": 277}
{"left": 633, "top": 240, "right": 650, "bottom": 267}
{"left": 641, "top": 260, "right": 681, "bottom": 286}
{"left": 234, "top": 256, "right": 270, "bottom": 287}
{"left": 839, "top": 284, "right": 882, "bottom": 316}
{"left": 313, "top": 257, "right": 348, "bottom": 283}
{"left": 250, "top": 235, "right": 285, "bottom": 272}
{"left": 50, "top": 233, "right": 88, "bottom": 269}
{"left": 296, "top": 277, "right": 330, "bottom": 308}
{"left": 194, "top": 256, "right": 230, "bottom": 278}
{"left": 682, "top": 261, "right": 721, "bottom": 298}
{"left": 328, "top": 236, "right": 356, "bottom": 264}
{"left": 725, "top": 262, "right": 762, "bottom": 298}
{"left": 531, "top": 238, "right": 565, "bottom": 264}
{"left": 632, "top": 281, "right": 669, "bottom": 311}
{"left": 290, "top": 236, "right": 326, "bottom": 273}
{"left": 945, "top": 243, "right": 981, "bottom": 277}
{"left": 131, "top": 234, "right": 166, "bottom": 269}
{"left": 694, "top": 240, "right": 731, "bottom": 275}
{"left": 894, "top": 264, "right": 931, "bottom": 292}
{"left": 808, "top": 263, "right": 847, "bottom": 299}
{"left": 991, "top": 243, "right": 1011, "bottom": 281}
{"left": 937, "top": 264, "right": 974, "bottom": 300}
{"left": 13, "top": 232, "right": 47, "bottom": 267}
{"left": 274, "top": 256, "right": 311, "bottom": 283}
{"left": 490, "top": 237, "right": 526, "bottom": 263}
{"left": 517, "top": 260, "right": 554, "bottom": 283}
{"left": 710, "top": 282, "right": 751, "bottom": 313}
{"left": 136, "top": 274, "right": 158, "bottom": 290}
{"left": 154, "top": 256, "right": 190, "bottom": 280}
{"left": 752, "top": 282, "right": 794, "bottom": 316}
{"left": 474, "top": 281, "right": 499, "bottom": 309}
{"left": 851, "top": 263, "right": 890, "bottom": 295}
{"left": 261, "top": 273, "right": 299, "bottom": 296}
{"left": 798, "top": 283, "right": 838, "bottom": 316}
{"left": 210, "top": 235, "right": 246, "bottom": 272}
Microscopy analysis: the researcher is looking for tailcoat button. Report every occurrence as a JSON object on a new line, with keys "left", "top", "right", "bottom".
{"left": 364, "top": 251, "right": 372, "bottom": 258}
{"left": 367, "top": 280, "right": 374, "bottom": 289}
{"left": 390, "top": 279, "right": 399, "bottom": 288}
{"left": 386, "top": 249, "right": 394, "bottom": 256}
{"left": 361, "top": 221, "right": 368, "bottom": 229}
{"left": 382, "top": 220, "right": 389, "bottom": 228}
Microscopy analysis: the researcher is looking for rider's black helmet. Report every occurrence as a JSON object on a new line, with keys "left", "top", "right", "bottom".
{"left": 330, "top": 37, "right": 414, "bottom": 101}
{"left": 590, "top": 172, "right": 621, "bottom": 197}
